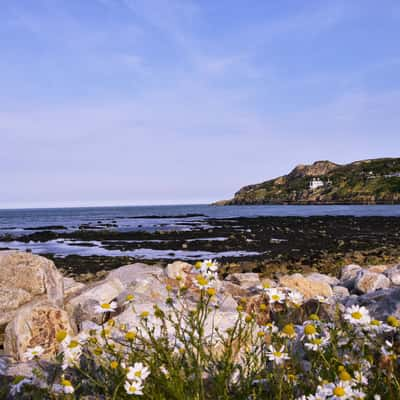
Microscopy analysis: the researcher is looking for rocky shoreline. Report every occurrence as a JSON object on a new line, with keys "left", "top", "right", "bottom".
{"left": 1, "top": 216, "right": 400, "bottom": 282}
{"left": 1, "top": 250, "right": 400, "bottom": 383}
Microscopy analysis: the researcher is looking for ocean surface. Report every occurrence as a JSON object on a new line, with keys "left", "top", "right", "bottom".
{"left": 1, "top": 204, "right": 399, "bottom": 260}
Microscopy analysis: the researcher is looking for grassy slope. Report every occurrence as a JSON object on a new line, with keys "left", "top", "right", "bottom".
{"left": 228, "top": 158, "right": 400, "bottom": 204}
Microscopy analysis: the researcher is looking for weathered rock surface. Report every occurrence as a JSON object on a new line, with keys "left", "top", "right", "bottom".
{"left": 340, "top": 264, "right": 362, "bottom": 288}
{"left": 0, "top": 287, "right": 32, "bottom": 326}
{"left": 384, "top": 264, "right": 400, "bottom": 286}
{"left": 307, "top": 272, "right": 339, "bottom": 287}
{"left": 332, "top": 285, "right": 350, "bottom": 299}
{"left": 4, "top": 300, "right": 75, "bottom": 361}
{"left": 63, "top": 277, "right": 86, "bottom": 298}
{"left": 354, "top": 270, "right": 390, "bottom": 294}
{"left": 279, "top": 273, "right": 333, "bottom": 299}
{"left": 225, "top": 273, "right": 261, "bottom": 289}
{"left": 165, "top": 261, "right": 192, "bottom": 280}
{"left": 107, "top": 263, "right": 163, "bottom": 287}
{"left": 367, "top": 264, "right": 391, "bottom": 274}
{"left": 0, "top": 251, "right": 64, "bottom": 307}
{"left": 344, "top": 288, "right": 400, "bottom": 320}
{"left": 65, "top": 278, "right": 124, "bottom": 325}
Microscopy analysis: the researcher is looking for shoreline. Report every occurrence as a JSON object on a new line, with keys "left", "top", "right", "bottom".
{"left": 1, "top": 215, "right": 399, "bottom": 281}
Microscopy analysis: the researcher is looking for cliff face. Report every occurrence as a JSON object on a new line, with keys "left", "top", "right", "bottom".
{"left": 219, "top": 158, "right": 400, "bottom": 205}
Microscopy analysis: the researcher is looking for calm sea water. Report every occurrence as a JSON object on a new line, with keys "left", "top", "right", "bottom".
{"left": 0, "top": 204, "right": 399, "bottom": 259}
{"left": 1, "top": 204, "right": 400, "bottom": 232}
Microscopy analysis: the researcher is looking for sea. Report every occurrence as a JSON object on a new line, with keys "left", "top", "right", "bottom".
{"left": 0, "top": 204, "right": 399, "bottom": 260}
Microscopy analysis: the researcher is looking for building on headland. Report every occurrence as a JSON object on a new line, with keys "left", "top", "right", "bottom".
{"left": 309, "top": 178, "right": 324, "bottom": 190}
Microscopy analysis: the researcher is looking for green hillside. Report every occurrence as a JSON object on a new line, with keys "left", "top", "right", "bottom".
{"left": 218, "top": 158, "right": 400, "bottom": 205}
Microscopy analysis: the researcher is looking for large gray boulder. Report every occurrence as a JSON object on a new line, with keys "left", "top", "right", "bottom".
{"left": 354, "top": 270, "right": 390, "bottom": 294}
{"left": 384, "top": 264, "right": 400, "bottom": 286}
{"left": 4, "top": 299, "right": 75, "bottom": 361}
{"left": 344, "top": 288, "right": 400, "bottom": 320}
{"left": 340, "top": 264, "right": 362, "bottom": 289}
{"left": 0, "top": 251, "right": 63, "bottom": 306}
{"left": 107, "top": 263, "right": 164, "bottom": 287}
{"left": 0, "top": 251, "right": 64, "bottom": 330}
{"left": 65, "top": 278, "right": 124, "bottom": 326}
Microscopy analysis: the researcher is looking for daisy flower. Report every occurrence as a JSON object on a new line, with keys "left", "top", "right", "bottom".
{"left": 124, "top": 380, "right": 144, "bottom": 395}
{"left": 193, "top": 274, "right": 212, "bottom": 290}
{"left": 265, "top": 288, "right": 286, "bottom": 304}
{"left": 344, "top": 305, "right": 371, "bottom": 325}
{"left": 288, "top": 290, "right": 304, "bottom": 306}
{"left": 94, "top": 301, "right": 117, "bottom": 314}
{"left": 126, "top": 362, "right": 150, "bottom": 382}
{"left": 304, "top": 336, "right": 330, "bottom": 352}
{"left": 266, "top": 345, "right": 290, "bottom": 365}
{"left": 322, "top": 381, "right": 354, "bottom": 399}
{"left": 23, "top": 345, "right": 44, "bottom": 360}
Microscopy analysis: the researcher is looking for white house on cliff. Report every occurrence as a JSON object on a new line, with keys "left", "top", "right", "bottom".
{"left": 309, "top": 178, "right": 324, "bottom": 190}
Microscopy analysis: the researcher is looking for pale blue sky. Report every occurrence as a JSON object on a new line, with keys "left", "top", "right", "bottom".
{"left": 1, "top": 0, "right": 400, "bottom": 208}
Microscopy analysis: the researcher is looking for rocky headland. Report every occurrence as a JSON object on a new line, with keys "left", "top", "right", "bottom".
{"left": 217, "top": 157, "right": 400, "bottom": 205}
{"left": 1, "top": 250, "right": 400, "bottom": 387}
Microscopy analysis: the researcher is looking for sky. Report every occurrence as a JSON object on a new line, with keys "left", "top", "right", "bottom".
{"left": 1, "top": 0, "right": 400, "bottom": 208}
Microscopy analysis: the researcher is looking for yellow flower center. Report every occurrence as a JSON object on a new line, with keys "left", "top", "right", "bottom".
{"left": 387, "top": 316, "right": 400, "bottom": 327}
{"left": 262, "top": 282, "right": 270, "bottom": 289}
{"left": 273, "top": 351, "right": 282, "bottom": 357}
{"left": 125, "top": 331, "right": 136, "bottom": 341}
{"left": 371, "top": 319, "right": 380, "bottom": 326}
{"left": 304, "top": 324, "right": 316, "bottom": 335}
{"left": 68, "top": 340, "right": 79, "bottom": 349}
{"left": 140, "top": 311, "right": 150, "bottom": 318}
{"left": 110, "top": 361, "right": 118, "bottom": 369}
{"left": 309, "top": 314, "right": 320, "bottom": 321}
{"left": 333, "top": 387, "right": 345, "bottom": 396}
{"left": 271, "top": 294, "right": 281, "bottom": 301}
{"left": 196, "top": 275, "right": 209, "bottom": 286}
{"left": 207, "top": 287, "right": 216, "bottom": 296}
{"left": 339, "top": 370, "right": 352, "bottom": 381}
{"left": 56, "top": 330, "right": 68, "bottom": 343}
{"left": 311, "top": 338, "right": 322, "bottom": 345}
{"left": 129, "top": 386, "right": 137, "bottom": 393}
{"left": 135, "top": 371, "right": 142, "bottom": 377}
{"left": 351, "top": 311, "right": 362, "bottom": 320}
{"left": 61, "top": 379, "right": 72, "bottom": 387}
{"left": 101, "top": 303, "right": 111, "bottom": 309}
{"left": 282, "top": 324, "right": 295, "bottom": 336}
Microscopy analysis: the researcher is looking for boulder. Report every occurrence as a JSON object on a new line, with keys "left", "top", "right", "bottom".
{"left": 279, "top": 273, "right": 333, "bottom": 300}
{"left": 4, "top": 300, "right": 75, "bottom": 361}
{"left": 225, "top": 273, "right": 260, "bottom": 289}
{"left": 307, "top": 272, "right": 339, "bottom": 287}
{"left": 0, "top": 286, "right": 32, "bottom": 326}
{"left": 343, "top": 288, "right": 400, "bottom": 320}
{"left": 340, "top": 264, "right": 362, "bottom": 289}
{"left": 216, "top": 293, "right": 238, "bottom": 312}
{"left": 332, "top": 285, "right": 350, "bottom": 299}
{"left": 220, "top": 281, "right": 248, "bottom": 299}
{"left": 63, "top": 277, "right": 85, "bottom": 298}
{"left": 128, "top": 276, "right": 169, "bottom": 304}
{"left": 165, "top": 261, "right": 192, "bottom": 280}
{"left": 107, "top": 263, "right": 163, "bottom": 287}
{"left": 384, "top": 264, "right": 400, "bottom": 286}
{"left": 65, "top": 278, "right": 124, "bottom": 326}
{"left": 0, "top": 251, "right": 63, "bottom": 307}
{"left": 367, "top": 264, "right": 390, "bottom": 274}
{"left": 354, "top": 270, "right": 390, "bottom": 294}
